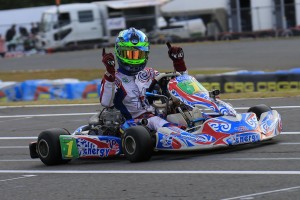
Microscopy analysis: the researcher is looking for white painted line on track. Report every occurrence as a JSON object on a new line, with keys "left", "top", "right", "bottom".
{"left": 0, "top": 103, "right": 99, "bottom": 109}
{"left": 1, "top": 99, "right": 297, "bottom": 109}
{"left": 279, "top": 142, "right": 300, "bottom": 145}
{"left": 0, "top": 170, "right": 300, "bottom": 175}
{"left": 0, "top": 146, "right": 27, "bottom": 149}
{"left": 0, "top": 117, "right": 32, "bottom": 123}
{"left": 221, "top": 185, "right": 300, "bottom": 200}
{"left": 0, "top": 105, "right": 299, "bottom": 118}
{"left": 0, "top": 137, "right": 37, "bottom": 140}
{"left": 219, "top": 158, "right": 300, "bottom": 161}
{"left": 0, "top": 112, "right": 96, "bottom": 118}
{"left": 0, "top": 132, "right": 298, "bottom": 140}
{"left": 0, "top": 159, "right": 38, "bottom": 162}
{"left": 3, "top": 102, "right": 295, "bottom": 109}
{"left": 0, "top": 143, "right": 298, "bottom": 149}
{"left": 1, "top": 157, "right": 300, "bottom": 162}
{"left": 234, "top": 105, "right": 300, "bottom": 110}
{"left": 0, "top": 175, "right": 36, "bottom": 182}
{"left": 281, "top": 132, "right": 300, "bottom": 135}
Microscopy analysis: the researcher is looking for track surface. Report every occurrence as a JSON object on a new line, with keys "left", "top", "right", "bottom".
{"left": 0, "top": 97, "right": 300, "bottom": 200}
{"left": 1, "top": 39, "right": 300, "bottom": 199}
{"left": 1, "top": 38, "right": 300, "bottom": 71}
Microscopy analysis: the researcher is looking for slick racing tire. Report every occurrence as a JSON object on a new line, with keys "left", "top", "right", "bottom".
{"left": 37, "top": 128, "right": 71, "bottom": 166}
{"left": 247, "top": 104, "right": 272, "bottom": 120}
{"left": 123, "top": 126, "right": 153, "bottom": 162}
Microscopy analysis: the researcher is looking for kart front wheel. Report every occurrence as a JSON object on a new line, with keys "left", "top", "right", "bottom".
{"left": 248, "top": 104, "right": 272, "bottom": 120}
{"left": 123, "top": 126, "right": 152, "bottom": 162}
{"left": 37, "top": 128, "right": 71, "bottom": 166}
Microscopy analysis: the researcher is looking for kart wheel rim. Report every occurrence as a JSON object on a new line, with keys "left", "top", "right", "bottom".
{"left": 125, "top": 136, "right": 136, "bottom": 155}
{"left": 38, "top": 139, "right": 49, "bottom": 158}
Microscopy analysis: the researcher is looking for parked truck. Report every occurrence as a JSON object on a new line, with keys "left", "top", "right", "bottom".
{"left": 37, "top": 0, "right": 169, "bottom": 50}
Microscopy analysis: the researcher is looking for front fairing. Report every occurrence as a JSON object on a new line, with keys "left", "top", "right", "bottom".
{"left": 168, "top": 74, "right": 237, "bottom": 116}
{"left": 155, "top": 112, "right": 259, "bottom": 150}
{"left": 155, "top": 110, "right": 281, "bottom": 151}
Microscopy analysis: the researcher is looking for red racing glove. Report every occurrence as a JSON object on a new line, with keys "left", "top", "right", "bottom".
{"left": 102, "top": 48, "right": 116, "bottom": 82}
{"left": 167, "top": 42, "right": 187, "bottom": 73}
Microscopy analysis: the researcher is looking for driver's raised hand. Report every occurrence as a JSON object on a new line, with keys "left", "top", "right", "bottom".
{"left": 102, "top": 48, "right": 116, "bottom": 81}
{"left": 166, "top": 42, "right": 187, "bottom": 73}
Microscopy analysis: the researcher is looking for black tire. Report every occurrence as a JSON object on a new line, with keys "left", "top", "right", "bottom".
{"left": 37, "top": 128, "right": 71, "bottom": 166}
{"left": 122, "top": 126, "right": 153, "bottom": 162}
{"left": 247, "top": 104, "right": 272, "bottom": 120}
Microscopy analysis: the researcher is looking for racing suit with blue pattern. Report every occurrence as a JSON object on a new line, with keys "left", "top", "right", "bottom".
{"left": 100, "top": 67, "right": 169, "bottom": 131}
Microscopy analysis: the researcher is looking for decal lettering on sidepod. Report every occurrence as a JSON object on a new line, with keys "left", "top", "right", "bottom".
{"left": 77, "top": 138, "right": 119, "bottom": 157}
{"left": 234, "top": 133, "right": 260, "bottom": 145}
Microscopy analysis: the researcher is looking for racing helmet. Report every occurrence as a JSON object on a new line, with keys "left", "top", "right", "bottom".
{"left": 115, "top": 28, "right": 150, "bottom": 75}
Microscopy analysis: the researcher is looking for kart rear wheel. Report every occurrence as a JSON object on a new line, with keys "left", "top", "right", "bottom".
{"left": 123, "top": 126, "right": 152, "bottom": 162}
{"left": 37, "top": 128, "right": 71, "bottom": 166}
{"left": 248, "top": 104, "right": 272, "bottom": 120}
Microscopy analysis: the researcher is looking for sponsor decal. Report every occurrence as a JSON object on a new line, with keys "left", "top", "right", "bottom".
{"left": 234, "top": 133, "right": 260, "bottom": 145}
{"left": 245, "top": 113, "right": 258, "bottom": 128}
{"left": 201, "top": 81, "right": 300, "bottom": 93}
{"left": 121, "top": 77, "right": 131, "bottom": 83}
{"left": 176, "top": 74, "right": 191, "bottom": 82}
{"left": 76, "top": 138, "right": 119, "bottom": 157}
{"left": 235, "top": 126, "right": 249, "bottom": 132}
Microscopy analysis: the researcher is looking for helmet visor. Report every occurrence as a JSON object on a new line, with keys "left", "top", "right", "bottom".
{"left": 119, "top": 50, "right": 147, "bottom": 60}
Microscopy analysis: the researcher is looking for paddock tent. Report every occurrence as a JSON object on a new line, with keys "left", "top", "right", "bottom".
{"left": 160, "top": 0, "right": 228, "bottom": 32}
{"left": 161, "top": 0, "right": 227, "bottom": 16}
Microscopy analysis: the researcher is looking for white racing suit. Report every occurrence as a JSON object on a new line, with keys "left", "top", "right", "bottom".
{"left": 100, "top": 67, "right": 170, "bottom": 131}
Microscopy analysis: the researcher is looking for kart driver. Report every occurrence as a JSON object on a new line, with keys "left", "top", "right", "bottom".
{"left": 100, "top": 27, "right": 187, "bottom": 131}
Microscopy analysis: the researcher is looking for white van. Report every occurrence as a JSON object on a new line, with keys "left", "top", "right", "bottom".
{"left": 38, "top": 3, "right": 106, "bottom": 50}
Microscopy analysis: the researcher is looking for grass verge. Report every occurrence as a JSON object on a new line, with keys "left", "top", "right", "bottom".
{"left": 0, "top": 91, "right": 299, "bottom": 107}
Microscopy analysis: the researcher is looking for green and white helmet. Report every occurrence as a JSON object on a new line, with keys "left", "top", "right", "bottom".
{"left": 115, "top": 28, "right": 150, "bottom": 75}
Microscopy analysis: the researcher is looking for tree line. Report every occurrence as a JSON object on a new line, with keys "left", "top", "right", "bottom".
{"left": 0, "top": 0, "right": 103, "bottom": 10}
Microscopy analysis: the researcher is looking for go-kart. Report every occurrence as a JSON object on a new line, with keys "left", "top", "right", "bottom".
{"left": 29, "top": 72, "right": 282, "bottom": 165}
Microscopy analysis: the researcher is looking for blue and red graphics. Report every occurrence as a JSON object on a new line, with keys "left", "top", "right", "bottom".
{"left": 156, "top": 112, "right": 265, "bottom": 150}
{"left": 156, "top": 126, "right": 216, "bottom": 150}
{"left": 259, "top": 110, "right": 282, "bottom": 137}
{"left": 75, "top": 136, "right": 121, "bottom": 158}
{"left": 168, "top": 74, "right": 237, "bottom": 116}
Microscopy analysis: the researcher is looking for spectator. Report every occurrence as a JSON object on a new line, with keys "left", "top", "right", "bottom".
{"left": 30, "top": 22, "right": 39, "bottom": 36}
{"left": 19, "top": 26, "right": 29, "bottom": 37}
{"left": 0, "top": 34, "right": 6, "bottom": 58}
{"left": 5, "top": 24, "right": 16, "bottom": 52}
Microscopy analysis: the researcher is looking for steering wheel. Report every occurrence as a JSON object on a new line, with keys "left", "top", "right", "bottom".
{"left": 146, "top": 72, "right": 180, "bottom": 113}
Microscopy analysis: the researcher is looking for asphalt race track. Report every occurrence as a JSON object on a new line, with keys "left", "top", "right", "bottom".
{"left": 0, "top": 97, "right": 300, "bottom": 200}
{"left": 1, "top": 37, "right": 300, "bottom": 72}
{"left": 1, "top": 38, "right": 300, "bottom": 199}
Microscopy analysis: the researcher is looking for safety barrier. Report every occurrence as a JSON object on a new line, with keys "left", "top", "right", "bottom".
{"left": 0, "top": 79, "right": 101, "bottom": 102}
{"left": 195, "top": 68, "right": 300, "bottom": 93}
{"left": 1, "top": 68, "right": 300, "bottom": 102}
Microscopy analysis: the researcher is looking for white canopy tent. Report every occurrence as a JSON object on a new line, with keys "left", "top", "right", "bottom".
{"left": 160, "top": 0, "right": 227, "bottom": 16}
{"left": 94, "top": 0, "right": 170, "bottom": 9}
{"left": 160, "top": 0, "right": 228, "bottom": 34}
